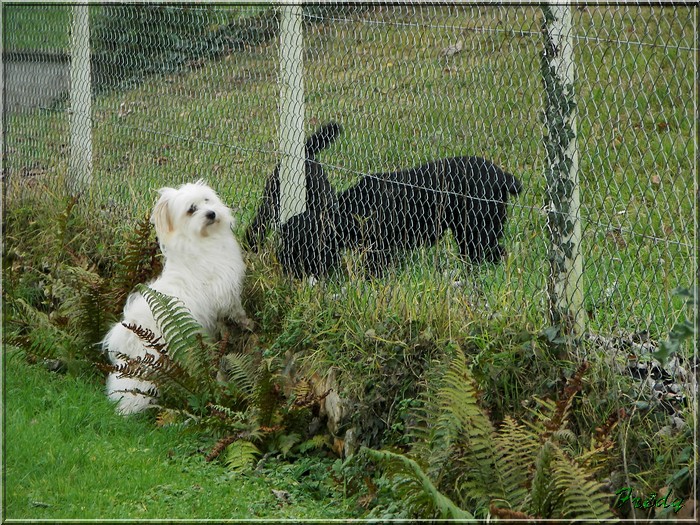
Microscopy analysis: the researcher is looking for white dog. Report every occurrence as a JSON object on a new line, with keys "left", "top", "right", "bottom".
{"left": 102, "top": 180, "right": 251, "bottom": 415}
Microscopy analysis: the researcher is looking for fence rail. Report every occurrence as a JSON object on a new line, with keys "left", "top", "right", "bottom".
{"left": 4, "top": 3, "right": 696, "bottom": 342}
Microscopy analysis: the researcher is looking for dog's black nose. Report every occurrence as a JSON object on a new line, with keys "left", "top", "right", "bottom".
{"left": 206, "top": 211, "right": 216, "bottom": 221}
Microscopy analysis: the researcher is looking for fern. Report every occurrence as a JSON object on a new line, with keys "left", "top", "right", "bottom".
{"left": 492, "top": 416, "right": 540, "bottom": 510}
{"left": 111, "top": 342, "right": 196, "bottom": 407}
{"left": 62, "top": 265, "right": 117, "bottom": 345}
{"left": 137, "top": 284, "right": 223, "bottom": 405}
{"left": 361, "top": 447, "right": 474, "bottom": 520}
{"left": 438, "top": 350, "right": 499, "bottom": 507}
{"left": 275, "top": 432, "right": 302, "bottom": 458}
{"left": 528, "top": 439, "right": 558, "bottom": 517}
{"left": 9, "top": 298, "right": 77, "bottom": 361}
{"left": 224, "top": 440, "right": 261, "bottom": 473}
{"left": 137, "top": 284, "right": 208, "bottom": 365}
{"left": 542, "top": 362, "right": 589, "bottom": 441}
{"left": 8, "top": 263, "right": 114, "bottom": 370}
{"left": 298, "top": 434, "right": 332, "bottom": 454}
{"left": 409, "top": 347, "right": 500, "bottom": 513}
{"left": 113, "top": 214, "right": 162, "bottom": 308}
{"left": 254, "top": 363, "right": 285, "bottom": 429}
{"left": 363, "top": 349, "right": 615, "bottom": 520}
{"left": 550, "top": 446, "right": 615, "bottom": 520}
{"left": 219, "top": 352, "right": 259, "bottom": 404}
{"left": 103, "top": 286, "right": 223, "bottom": 413}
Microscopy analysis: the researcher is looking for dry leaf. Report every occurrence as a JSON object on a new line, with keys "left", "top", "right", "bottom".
{"left": 441, "top": 40, "right": 463, "bottom": 57}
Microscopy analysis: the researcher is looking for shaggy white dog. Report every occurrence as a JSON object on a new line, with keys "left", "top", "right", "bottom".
{"left": 102, "top": 180, "right": 251, "bottom": 415}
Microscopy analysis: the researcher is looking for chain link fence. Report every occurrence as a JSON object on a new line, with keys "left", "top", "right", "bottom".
{"left": 4, "top": 3, "right": 696, "bottom": 342}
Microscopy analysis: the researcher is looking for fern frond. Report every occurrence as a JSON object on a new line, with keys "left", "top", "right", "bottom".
{"left": 527, "top": 440, "right": 558, "bottom": 518}
{"left": 9, "top": 298, "right": 77, "bottom": 361}
{"left": 436, "top": 349, "right": 498, "bottom": 505}
{"left": 298, "top": 434, "right": 332, "bottom": 454}
{"left": 576, "top": 410, "right": 620, "bottom": 473}
{"left": 108, "top": 344, "right": 201, "bottom": 409}
{"left": 192, "top": 404, "right": 256, "bottom": 440}
{"left": 58, "top": 264, "right": 116, "bottom": 345}
{"left": 122, "top": 323, "right": 166, "bottom": 352}
{"left": 113, "top": 214, "right": 162, "bottom": 308}
{"left": 276, "top": 432, "right": 301, "bottom": 457}
{"left": 224, "top": 440, "right": 261, "bottom": 473}
{"left": 543, "top": 362, "right": 588, "bottom": 440}
{"left": 522, "top": 395, "right": 557, "bottom": 435}
{"left": 207, "top": 404, "right": 248, "bottom": 422}
{"left": 137, "top": 284, "right": 208, "bottom": 363}
{"left": 255, "top": 364, "right": 285, "bottom": 428}
{"left": 362, "top": 446, "right": 474, "bottom": 520}
{"left": 489, "top": 504, "right": 536, "bottom": 521}
{"left": 550, "top": 447, "right": 615, "bottom": 520}
{"left": 137, "top": 285, "right": 220, "bottom": 403}
{"left": 492, "top": 416, "right": 539, "bottom": 509}
{"left": 220, "top": 352, "right": 259, "bottom": 403}
{"left": 110, "top": 350, "right": 183, "bottom": 389}
{"left": 206, "top": 433, "right": 241, "bottom": 462}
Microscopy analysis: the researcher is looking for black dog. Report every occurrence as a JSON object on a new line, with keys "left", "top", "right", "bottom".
{"left": 244, "top": 122, "right": 343, "bottom": 254}
{"left": 335, "top": 156, "right": 522, "bottom": 275}
{"left": 277, "top": 161, "right": 341, "bottom": 279}
{"left": 246, "top": 122, "right": 522, "bottom": 278}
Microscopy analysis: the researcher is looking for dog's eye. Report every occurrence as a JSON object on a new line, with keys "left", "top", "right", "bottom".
{"left": 187, "top": 204, "right": 197, "bottom": 215}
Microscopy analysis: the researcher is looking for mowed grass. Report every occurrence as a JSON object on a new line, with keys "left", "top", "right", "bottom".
{"left": 3, "top": 350, "right": 360, "bottom": 520}
{"left": 3, "top": 4, "right": 71, "bottom": 51}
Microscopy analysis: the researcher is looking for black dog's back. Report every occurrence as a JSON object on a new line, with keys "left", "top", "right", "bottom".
{"left": 336, "top": 155, "right": 522, "bottom": 274}
{"left": 245, "top": 121, "right": 522, "bottom": 278}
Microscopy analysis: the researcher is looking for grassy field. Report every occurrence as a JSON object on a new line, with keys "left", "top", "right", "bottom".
{"left": 5, "top": 4, "right": 694, "bottom": 337}
{"left": 3, "top": 349, "right": 361, "bottom": 520}
{"left": 3, "top": 4, "right": 696, "bottom": 521}
{"left": 3, "top": 4, "right": 71, "bottom": 51}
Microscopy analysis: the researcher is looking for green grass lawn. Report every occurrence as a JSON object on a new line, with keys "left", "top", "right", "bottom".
{"left": 3, "top": 350, "right": 360, "bottom": 520}
{"left": 4, "top": 5, "right": 71, "bottom": 51}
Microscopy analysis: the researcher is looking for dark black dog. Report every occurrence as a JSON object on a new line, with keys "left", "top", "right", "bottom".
{"left": 276, "top": 161, "right": 341, "bottom": 279}
{"left": 244, "top": 122, "right": 343, "bottom": 253}
{"left": 335, "top": 156, "right": 522, "bottom": 275}
{"left": 246, "top": 122, "right": 522, "bottom": 278}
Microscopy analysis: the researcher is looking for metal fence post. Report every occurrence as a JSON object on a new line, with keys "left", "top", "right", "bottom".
{"left": 278, "top": 4, "right": 306, "bottom": 224}
{"left": 541, "top": 3, "right": 585, "bottom": 340}
{"left": 68, "top": 3, "right": 92, "bottom": 197}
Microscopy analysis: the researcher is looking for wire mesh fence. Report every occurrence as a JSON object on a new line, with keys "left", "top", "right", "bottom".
{"left": 3, "top": 3, "right": 696, "bottom": 343}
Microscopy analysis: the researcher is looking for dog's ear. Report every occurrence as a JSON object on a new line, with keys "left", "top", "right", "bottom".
{"left": 151, "top": 188, "right": 175, "bottom": 238}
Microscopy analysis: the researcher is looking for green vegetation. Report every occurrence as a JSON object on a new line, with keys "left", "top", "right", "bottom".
{"left": 3, "top": 350, "right": 360, "bottom": 520}
{"left": 3, "top": 4, "right": 695, "bottom": 521}
{"left": 3, "top": 5, "right": 71, "bottom": 51}
{"left": 360, "top": 356, "right": 614, "bottom": 520}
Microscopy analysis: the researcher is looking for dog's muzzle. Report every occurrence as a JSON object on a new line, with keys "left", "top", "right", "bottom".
{"left": 205, "top": 210, "right": 217, "bottom": 225}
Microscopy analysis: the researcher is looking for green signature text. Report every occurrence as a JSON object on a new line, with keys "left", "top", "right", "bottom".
{"left": 615, "top": 487, "right": 685, "bottom": 514}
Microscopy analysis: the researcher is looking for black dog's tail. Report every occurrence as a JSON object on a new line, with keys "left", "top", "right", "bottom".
{"left": 305, "top": 122, "right": 343, "bottom": 159}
